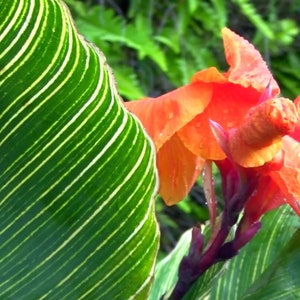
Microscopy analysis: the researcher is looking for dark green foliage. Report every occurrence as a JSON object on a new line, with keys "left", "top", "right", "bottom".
{"left": 65, "top": 0, "right": 226, "bottom": 99}
{"left": 66, "top": 0, "right": 300, "bottom": 100}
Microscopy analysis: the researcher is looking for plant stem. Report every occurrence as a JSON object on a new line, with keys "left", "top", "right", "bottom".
{"left": 168, "top": 177, "right": 256, "bottom": 300}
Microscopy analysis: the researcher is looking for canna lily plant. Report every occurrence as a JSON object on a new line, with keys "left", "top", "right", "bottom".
{"left": 2, "top": 1, "right": 300, "bottom": 299}
{"left": 125, "top": 28, "right": 300, "bottom": 299}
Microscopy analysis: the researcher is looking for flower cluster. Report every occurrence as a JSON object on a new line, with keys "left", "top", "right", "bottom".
{"left": 125, "top": 28, "right": 300, "bottom": 225}
{"left": 125, "top": 28, "right": 300, "bottom": 299}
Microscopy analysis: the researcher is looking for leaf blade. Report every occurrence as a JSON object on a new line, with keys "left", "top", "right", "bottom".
{"left": 0, "top": 0, "right": 159, "bottom": 298}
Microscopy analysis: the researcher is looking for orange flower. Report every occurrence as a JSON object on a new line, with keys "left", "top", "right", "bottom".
{"left": 125, "top": 28, "right": 300, "bottom": 210}
{"left": 177, "top": 28, "right": 279, "bottom": 161}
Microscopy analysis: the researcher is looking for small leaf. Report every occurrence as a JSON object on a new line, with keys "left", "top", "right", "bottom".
{"left": 149, "top": 229, "right": 191, "bottom": 300}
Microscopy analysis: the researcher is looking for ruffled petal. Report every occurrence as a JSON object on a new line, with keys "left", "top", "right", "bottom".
{"left": 125, "top": 81, "right": 212, "bottom": 151}
{"left": 282, "top": 131, "right": 300, "bottom": 170}
{"left": 157, "top": 133, "right": 204, "bottom": 205}
{"left": 178, "top": 83, "right": 260, "bottom": 160}
{"left": 228, "top": 129, "right": 282, "bottom": 167}
{"left": 292, "top": 120, "right": 300, "bottom": 142}
{"left": 295, "top": 95, "right": 300, "bottom": 110}
{"left": 222, "top": 28, "right": 280, "bottom": 95}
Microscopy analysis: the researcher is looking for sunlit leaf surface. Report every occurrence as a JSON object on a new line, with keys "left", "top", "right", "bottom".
{"left": 0, "top": 1, "right": 159, "bottom": 298}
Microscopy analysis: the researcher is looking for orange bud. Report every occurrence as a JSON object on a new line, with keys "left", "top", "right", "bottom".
{"left": 228, "top": 98, "right": 299, "bottom": 167}
{"left": 241, "top": 98, "right": 298, "bottom": 146}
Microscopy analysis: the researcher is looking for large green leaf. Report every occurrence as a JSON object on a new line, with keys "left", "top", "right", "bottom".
{"left": 152, "top": 205, "right": 300, "bottom": 300}
{"left": 0, "top": 0, "right": 159, "bottom": 299}
{"left": 241, "top": 229, "right": 300, "bottom": 300}
{"left": 209, "top": 205, "right": 300, "bottom": 300}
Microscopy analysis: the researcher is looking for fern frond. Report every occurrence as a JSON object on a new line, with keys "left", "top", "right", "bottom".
{"left": 232, "top": 0, "right": 274, "bottom": 39}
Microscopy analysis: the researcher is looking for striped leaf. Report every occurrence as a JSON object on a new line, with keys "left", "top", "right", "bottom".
{"left": 0, "top": 0, "right": 159, "bottom": 299}
{"left": 150, "top": 223, "right": 227, "bottom": 300}
{"left": 149, "top": 229, "right": 191, "bottom": 300}
{"left": 209, "top": 205, "right": 300, "bottom": 300}
{"left": 152, "top": 205, "right": 300, "bottom": 299}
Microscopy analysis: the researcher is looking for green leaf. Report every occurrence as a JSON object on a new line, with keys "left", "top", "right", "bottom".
{"left": 188, "top": 0, "right": 199, "bottom": 14}
{"left": 242, "top": 229, "right": 300, "bottom": 300}
{"left": 113, "top": 66, "right": 145, "bottom": 100}
{"left": 151, "top": 205, "right": 300, "bottom": 300}
{"left": 150, "top": 223, "right": 227, "bottom": 300}
{"left": 123, "top": 15, "right": 168, "bottom": 71}
{"left": 0, "top": 0, "right": 159, "bottom": 299}
{"left": 210, "top": 205, "right": 300, "bottom": 300}
{"left": 149, "top": 229, "right": 191, "bottom": 300}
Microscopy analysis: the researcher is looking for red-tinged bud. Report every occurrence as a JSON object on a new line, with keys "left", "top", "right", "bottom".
{"left": 217, "top": 221, "right": 261, "bottom": 260}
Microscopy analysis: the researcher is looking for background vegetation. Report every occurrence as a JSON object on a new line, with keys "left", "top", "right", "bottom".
{"left": 65, "top": 0, "right": 300, "bottom": 255}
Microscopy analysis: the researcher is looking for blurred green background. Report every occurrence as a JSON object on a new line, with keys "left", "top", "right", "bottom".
{"left": 65, "top": 0, "right": 300, "bottom": 255}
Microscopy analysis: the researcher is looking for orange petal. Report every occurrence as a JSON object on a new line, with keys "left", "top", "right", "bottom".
{"left": 291, "top": 122, "right": 300, "bottom": 142}
{"left": 191, "top": 67, "right": 228, "bottom": 83}
{"left": 157, "top": 133, "right": 204, "bottom": 205}
{"left": 290, "top": 96, "right": 300, "bottom": 141}
{"left": 124, "top": 82, "right": 212, "bottom": 151}
{"left": 228, "top": 129, "right": 282, "bottom": 167}
{"left": 282, "top": 131, "right": 300, "bottom": 169}
{"left": 270, "top": 169, "right": 300, "bottom": 217}
{"left": 222, "top": 28, "right": 280, "bottom": 95}
{"left": 295, "top": 95, "right": 300, "bottom": 109}
{"left": 178, "top": 83, "right": 260, "bottom": 160}
{"left": 254, "top": 135, "right": 300, "bottom": 216}
{"left": 270, "top": 136, "right": 300, "bottom": 206}
{"left": 228, "top": 98, "right": 299, "bottom": 167}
